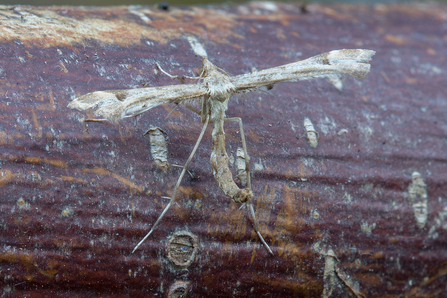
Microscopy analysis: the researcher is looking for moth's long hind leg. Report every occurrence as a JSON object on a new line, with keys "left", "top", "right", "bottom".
{"left": 132, "top": 115, "right": 210, "bottom": 253}
{"left": 248, "top": 199, "right": 273, "bottom": 255}
{"left": 224, "top": 117, "right": 273, "bottom": 255}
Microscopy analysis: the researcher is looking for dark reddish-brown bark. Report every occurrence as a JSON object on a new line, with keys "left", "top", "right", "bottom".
{"left": 0, "top": 3, "right": 446, "bottom": 297}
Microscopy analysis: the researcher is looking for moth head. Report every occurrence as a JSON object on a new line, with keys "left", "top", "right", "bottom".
{"left": 200, "top": 57, "right": 218, "bottom": 77}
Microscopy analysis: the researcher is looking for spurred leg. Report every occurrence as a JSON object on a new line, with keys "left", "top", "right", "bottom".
{"left": 224, "top": 117, "right": 273, "bottom": 255}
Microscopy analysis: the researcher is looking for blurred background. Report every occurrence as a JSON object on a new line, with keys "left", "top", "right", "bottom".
{"left": 0, "top": 0, "right": 444, "bottom": 8}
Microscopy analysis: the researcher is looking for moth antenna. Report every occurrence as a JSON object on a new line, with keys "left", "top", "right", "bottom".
{"left": 84, "top": 118, "right": 108, "bottom": 122}
{"left": 156, "top": 62, "right": 203, "bottom": 82}
{"left": 156, "top": 62, "right": 185, "bottom": 84}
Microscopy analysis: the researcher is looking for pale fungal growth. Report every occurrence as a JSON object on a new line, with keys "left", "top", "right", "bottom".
{"left": 167, "top": 230, "right": 199, "bottom": 268}
{"left": 167, "top": 280, "right": 191, "bottom": 298}
{"left": 68, "top": 49, "right": 375, "bottom": 255}
{"left": 322, "top": 249, "right": 338, "bottom": 298}
{"left": 322, "top": 249, "right": 365, "bottom": 298}
{"left": 408, "top": 171, "right": 428, "bottom": 229}
{"left": 360, "top": 221, "right": 376, "bottom": 236}
{"left": 235, "top": 147, "right": 248, "bottom": 186}
{"left": 304, "top": 117, "right": 318, "bottom": 148}
{"left": 144, "top": 126, "right": 168, "bottom": 172}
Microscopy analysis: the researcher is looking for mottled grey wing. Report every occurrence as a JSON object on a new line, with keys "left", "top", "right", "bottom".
{"left": 68, "top": 83, "right": 207, "bottom": 122}
{"left": 231, "top": 49, "right": 375, "bottom": 92}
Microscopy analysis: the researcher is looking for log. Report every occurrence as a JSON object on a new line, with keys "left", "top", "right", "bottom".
{"left": 0, "top": 2, "right": 446, "bottom": 297}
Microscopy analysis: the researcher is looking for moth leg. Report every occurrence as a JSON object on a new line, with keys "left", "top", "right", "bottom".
{"left": 248, "top": 199, "right": 273, "bottom": 255}
{"left": 224, "top": 117, "right": 273, "bottom": 255}
{"left": 170, "top": 164, "right": 195, "bottom": 179}
{"left": 183, "top": 103, "right": 202, "bottom": 116}
{"left": 166, "top": 101, "right": 202, "bottom": 121}
{"left": 132, "top": 115, "right": 210, "bottom": 253}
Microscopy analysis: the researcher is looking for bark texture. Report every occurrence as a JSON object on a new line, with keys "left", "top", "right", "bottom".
{"left": 0, "top": 2, "right": 446, "bottom": 297}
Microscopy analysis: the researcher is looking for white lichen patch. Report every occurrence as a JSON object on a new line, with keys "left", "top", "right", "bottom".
{"left": 358, "top": 124, "right": 374, "bottom": 139}
{"left": 428, "top": 202, "right": 447, "bottom": 239}
{"left": 360, "top": 221, "right": 376, "bottom": 236}
{"left": 344, "top": 192, "right": 353, "bottom": 204}
{"left": 303, "top": 117, "right": 318, "bottom": 148}
{"left": 407, "top": 171, "right": 428, "bottom": 229}
{"left": 61, "top": 206, "right": 74, "bottom": 217}
{"left": 318, "top": 116, "right": 337, "bottom": 136}
{"left": 144, "top": 127, "right": 168, "bottom": 172}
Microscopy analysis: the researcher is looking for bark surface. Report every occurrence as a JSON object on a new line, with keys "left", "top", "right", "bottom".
{"left": 0, "top": 3, "right": 446, "bottom": 297}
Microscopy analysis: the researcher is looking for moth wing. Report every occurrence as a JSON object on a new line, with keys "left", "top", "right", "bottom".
{"left": 68, "top": 83, "right": 206, "bottom": 122}
{"left": 231, "top": 49, "right": 375, "bottom": 92}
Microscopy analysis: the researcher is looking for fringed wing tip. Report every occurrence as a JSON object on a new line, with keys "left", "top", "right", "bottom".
{"left": 67, "top": 97, "right": 84, "bottom": 110}
{"left": 68, "top": 91, "right": 125, "bottom": 122}
{"left": 327, "top": 49, "right": 375, "bottom": 79}
{"left": 68, "top": 91, "right": 115, "bottom": 110}
{"left": 329, "top": 49, "right": 376, "bottom": 62}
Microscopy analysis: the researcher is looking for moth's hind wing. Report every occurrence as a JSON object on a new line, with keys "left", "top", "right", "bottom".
{"left": 68, "top": 84, "right": 207, "bottom": 122}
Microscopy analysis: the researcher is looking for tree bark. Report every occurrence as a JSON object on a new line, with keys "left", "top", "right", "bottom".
{"left": 0, "top": 2, "right": 446, "bottom": 297}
